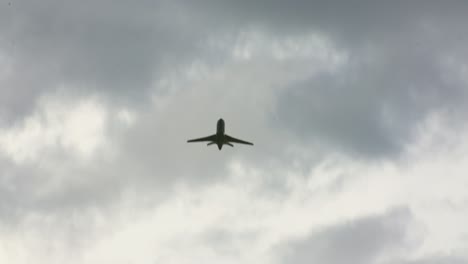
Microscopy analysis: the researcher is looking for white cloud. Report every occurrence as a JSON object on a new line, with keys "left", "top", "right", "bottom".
{"left": 0, "top": 110, "right": 462, "bottom": 263}
{"left": 0, "top": 94, "right": 109, "bottom": 163}
{"left": 82, "top": 111, "right": 468, "bottom": 263}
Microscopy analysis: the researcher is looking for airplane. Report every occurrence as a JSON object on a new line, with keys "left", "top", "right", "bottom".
{"left": 187, "top": 118, "right": 253, "bottom": 150}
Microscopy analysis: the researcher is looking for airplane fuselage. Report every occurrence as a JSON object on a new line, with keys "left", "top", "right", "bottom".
{"left": 216, "top": 118, "right": 225, "bottom": 150}
{"left": 216, "top": 119, "right": 225, "bottom": 136}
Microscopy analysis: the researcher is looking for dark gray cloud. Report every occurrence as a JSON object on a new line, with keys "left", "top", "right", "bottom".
{"left": 3, "top": 0, "right": 467, "bottom": 157}
{"left": 173, "top": 0, "right": 468, "bottom": 158}
{"left": 275, "top": 42, "right": 468, "bottom": 157}
{"left": 185, "top": 1, "right": 468, "bottom": 44}
{"left": 268, "top": 2, "right": 468, "bottom": 158}
{"left": 0, "top": 0, "right": 216, "bottom": 121}
{"left": 126, "top": 0, "right": 468, "bottom": 159}
{"left": 279, "top": 207, "right": 415, "bottom": 264}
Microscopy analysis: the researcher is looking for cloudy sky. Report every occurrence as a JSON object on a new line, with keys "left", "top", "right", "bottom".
{"left": 1, "top": 1, "right": 468, "bottom": 263}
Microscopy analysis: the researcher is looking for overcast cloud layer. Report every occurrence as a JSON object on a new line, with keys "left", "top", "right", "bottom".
{"left": 1, "top": 1, "right": 468, "bottom": 263}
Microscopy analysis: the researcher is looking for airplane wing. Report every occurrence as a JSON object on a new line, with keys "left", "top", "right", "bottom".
{"left": 225, "top": 134, "right": 253, "bottom": 146}
{"left": 187, "top": 134, "right": 217, "bottom": 143}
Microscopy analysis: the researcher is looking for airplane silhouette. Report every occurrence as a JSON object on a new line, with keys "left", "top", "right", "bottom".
{"left": 187, "top": 118, "right": 253, "bottom": 150}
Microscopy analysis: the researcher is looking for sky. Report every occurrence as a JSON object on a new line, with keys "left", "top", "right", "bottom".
{"left": 1, "top": 1, "right": 468, "bottom": 263}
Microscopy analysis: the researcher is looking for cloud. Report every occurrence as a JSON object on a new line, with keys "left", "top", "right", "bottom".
{"left": 0, "top": 92, "right": 125, "bottom": 223}
{"left": 279, "top": 207, "right": 415, "bottom": 264}
{"left": 0, "top": 94, "right": 109, "bottom": 164}
{"left": 391, "top": 256, "right": 468, "bottom": 264}
{"left": 159, "top": 1, "right": 468, "bottom": 158}
{"left": 0, "top": 0, "right": 214, "bottom": 121}
{"left": 275, "top": 43, "right": 468, "bottom": 158}
{"left": 268, "top": 3, "right": 468, "bottom": 158}
{"left": 2, "top": 1, "right": 468, "bottom": 263}
{"left": 1, "top": 119, "right": 468, "bottom": 262}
